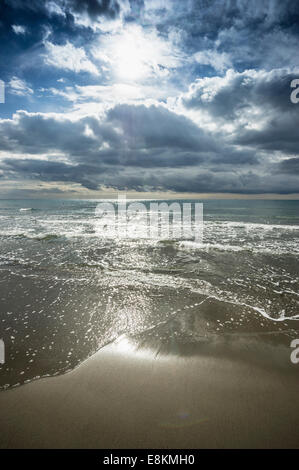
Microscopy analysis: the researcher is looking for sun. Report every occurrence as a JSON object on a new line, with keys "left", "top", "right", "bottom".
{"left": 112, "top": 30, "right": 150, "bottom": 82}
{"left": 94, "top": 24, "right": 176, "bottom": 84}
{"left": 114, "top": 33, "right": 147, "bottom": 81}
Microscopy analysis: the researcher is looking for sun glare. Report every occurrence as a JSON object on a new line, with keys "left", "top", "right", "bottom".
{"left": 114, "top": 335, "right": 136, "bottom": 354}
{"left": 114, "top": 34, "right": 147, "bottom": 81}
{"left": 97, "top": 25, "right": 174, "bottom": 83}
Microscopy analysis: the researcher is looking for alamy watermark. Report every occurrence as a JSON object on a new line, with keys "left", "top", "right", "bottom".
{"left": 290, "top": 339, "right": 299, "bottom": 364}
{"left": 290, "top": 79, "right": 299, "bottom": 104}
{"left": 95, "top": 195, "right": 203, "bottom": 242}
{"left": 0, "top": 339, "right": 4, "bottom": 364}
{"left": 0, "top": 80, "right": 5, "bottom": 104}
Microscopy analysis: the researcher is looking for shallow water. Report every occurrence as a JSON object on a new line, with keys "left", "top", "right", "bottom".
{"left": 0, "top": 198, "right": 298, "bottom": 388}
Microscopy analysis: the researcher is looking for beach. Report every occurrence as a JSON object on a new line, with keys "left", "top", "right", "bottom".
{"left": 1, "top": 325, "right": 299, "bottom": 449}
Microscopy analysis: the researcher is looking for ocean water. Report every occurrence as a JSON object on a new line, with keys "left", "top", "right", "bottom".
{"left": 0, "top": 198, "right": 299, "bottom": 388}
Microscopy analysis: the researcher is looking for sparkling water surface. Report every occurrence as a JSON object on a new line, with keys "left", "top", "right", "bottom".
{"left": 0, "top": 199, "right": 298, "bottom": 388}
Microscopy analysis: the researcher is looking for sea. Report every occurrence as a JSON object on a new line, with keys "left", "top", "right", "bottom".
{"left": 0, "top": 198, "right": 298, "bottom": 388}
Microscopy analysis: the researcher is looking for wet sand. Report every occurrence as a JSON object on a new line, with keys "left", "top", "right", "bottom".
{"left": 1, "top": 333, "right": 299, "bottom": 449}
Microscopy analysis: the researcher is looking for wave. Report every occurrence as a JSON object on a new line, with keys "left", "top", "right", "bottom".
{"left": 177, "top": 239, "right": 299, "bottom": 255}
{"left": 0, "top": 232, "right": 61, "bottom": 241}
{"left": 19, "top": 208, "right": 40, "bottom": 212}
{"left": 34, "top": 234, "right": 60, "bottom": 241}
{"left": 209, "top": 221, "right": 299, "bottom": 231}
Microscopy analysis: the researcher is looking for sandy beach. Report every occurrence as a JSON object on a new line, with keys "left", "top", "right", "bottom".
{"left": 1, "top": 329, "right": 299, "bottom": 449}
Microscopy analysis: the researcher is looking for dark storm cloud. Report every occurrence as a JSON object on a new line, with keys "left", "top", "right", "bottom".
{"left": 210, "top": 148, "right": 258, "bottom": 166}
{"left": 181, "top": 69, "right": 298, "bottom": 119}
{"left": 276, "top": 158, "right": 299, "bottom": 175}
{"left": 2, "top": 157, "right": 109, "bottom": 190}
{"left": 0, "top": 103, "right": 264, "bottom": 192}
{"left": 236, "top": 110, "right": 299, "bottom": 155}
{"left": 0, "top": 0, "right": 121, "bottom": 84}
{"left": 180, "top": 68, "right": 299, "bottom": 158}
{"left": 4, "top": 156, "right": 299, "bottom": 194}
{"left": 0, "top": 112, "right": 104, "bottom": 155}
{"left": 0, "top": 2, "right": 85, "bottom": 82}
{"left": 0, "top": 105, "right": 218, "bottom": 167}
{"left": 65, "top": 0, "right": 120, "bottom": 19}
{"left": 3, "top": 0, "right": 120, "bottom": 19}
{"left": 129, "top": 0, "right": 299, "bottom": 31}
{"left": 107, "top": 104, "right": 218, "bottom": 152}
{"left": 100, "top": 149, "right": 205, "bottom": 168}
{"left": 156, "top": 0, "right": 299, "bottom": 72}
{"left": 0, "top": 111, "right": 126, "bottom": 161}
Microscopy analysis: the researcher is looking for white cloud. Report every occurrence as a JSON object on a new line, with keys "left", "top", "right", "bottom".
{"left": 9, "top": 77, "right": 33, "bottom": 96}
{"left": 193, "top": 50, "right": 232, "bottom": 72}
{"left": 12, "top": 25, "right": 26, "bottom": 35}
{"left": 46, "top": 1, "right": 66, "bottom": 17}
{"left": 50, "top": 82, "right": 173, "bottom": 104}
{"left": 171, "top": 67, "right": 299, "bottom": 141}
{"left": 44, "top": 41, "right": 99, "bottom": 76}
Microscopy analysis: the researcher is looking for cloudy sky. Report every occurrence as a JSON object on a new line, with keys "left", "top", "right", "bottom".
{"left": 0, "top": 0, "right": 299, "bottom": 198}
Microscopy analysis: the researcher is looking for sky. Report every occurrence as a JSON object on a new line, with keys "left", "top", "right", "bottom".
{"left": 0, "top": 0, "right": 299, "bottom": 198}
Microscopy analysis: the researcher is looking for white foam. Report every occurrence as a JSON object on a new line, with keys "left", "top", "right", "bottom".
{"left": 209, "top": 221, "right": 299, "bottom": 231}
{"left": 178, "top": 241, "right": 244, "bottom": 252}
